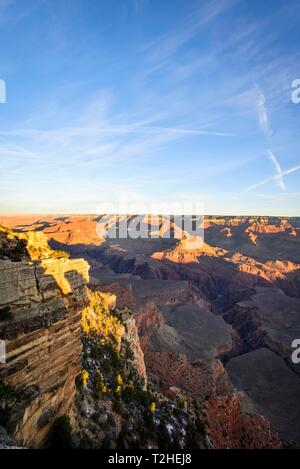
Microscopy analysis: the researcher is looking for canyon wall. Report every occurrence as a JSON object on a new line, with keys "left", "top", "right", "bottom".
{"left": 0, "top": 227, "right": 89, "bottom": 447}
{"left": 1, "top": 216, "right": 295, "bottom": 448}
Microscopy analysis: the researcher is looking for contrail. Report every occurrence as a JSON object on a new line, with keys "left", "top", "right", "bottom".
{"left": 267, "top": 149, "right": 285, "bottom": 190}
{"left": 246, "top": 163, "right": 300, "bottom": 192}
{"left": 0, "top": 125, "right": 236, "bottom": 138}
{"left": 144, "top": 126, "right": 236, "bottom": 137}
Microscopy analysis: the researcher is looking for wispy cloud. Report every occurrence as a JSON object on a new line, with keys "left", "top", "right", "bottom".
{"left": 256, "top": 87, "right": 272, "bottom": 137}
{"left": 142, "top": 0, "right": 236, "bottom": 72}
{"left": 0, "top": 124, "right": 235, "bottom": 139}
{"left": 130, "top": 125, "right": 235, "bottom": 137}
{"left": 133, "top": 0, "right": 149, "bottom": 13}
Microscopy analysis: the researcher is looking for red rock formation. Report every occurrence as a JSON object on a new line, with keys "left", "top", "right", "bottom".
{"left": 144, "top": 351, "right": 232, "bottom": 400}
{"left": 205, "top": 394, "right": 282, "bottom": 449}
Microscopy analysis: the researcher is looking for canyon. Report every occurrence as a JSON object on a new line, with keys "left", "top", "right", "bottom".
{"left": 0, "top": 214, "right": 299, "bottom": 448}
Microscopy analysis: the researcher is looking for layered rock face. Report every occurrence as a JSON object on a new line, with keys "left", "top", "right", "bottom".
{"left": 0, "top": 228, "right": 89, "bottom": 448}
{"left": 121, "top": 313, "right": 148, "bottom": 388}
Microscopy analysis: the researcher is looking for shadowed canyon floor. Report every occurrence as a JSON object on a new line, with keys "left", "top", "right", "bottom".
{"left": 1, "top": 214, "right": 300, "bottom": 447}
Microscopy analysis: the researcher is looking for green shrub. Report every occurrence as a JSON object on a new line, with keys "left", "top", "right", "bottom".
{"left": 9, "top": 239, "right": 27, "bottom": 261}
{"left": 112, "top": 399, "right": 123, "bottom": 414}
{"left": 48, "top": 415, "right": 73, "bottom": 449}
{"left": 0, "top": 382, "right": 19, "bottom": 425}
{"left": 157, "top": 420, "right": 173, "bottom": 449}
{"left": 185, "top": 420, "right": 202, "bottom": 449}
{"left": 0, "top": 306, "right": 13, "bottom": 321}
{"left": 195, "top": 416, "right": 206, "bottom": 435}
{"left": 116, "top": 430, "right": 127, "bottom": 449}
{"left": 79, "top": 433, "right": 91, "bottom": 449}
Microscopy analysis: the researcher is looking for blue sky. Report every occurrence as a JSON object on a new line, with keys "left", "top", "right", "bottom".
{"left": 0, "top": 0, "right": 300, "bottom": 215}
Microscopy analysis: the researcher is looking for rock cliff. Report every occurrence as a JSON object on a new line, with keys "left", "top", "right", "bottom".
{"left": 0, "top": 227, "right": 89, "bottom": 447}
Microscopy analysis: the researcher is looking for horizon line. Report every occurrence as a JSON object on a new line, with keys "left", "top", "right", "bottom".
{"left": 1, "top": 212, "right": 300, "bottom": 219}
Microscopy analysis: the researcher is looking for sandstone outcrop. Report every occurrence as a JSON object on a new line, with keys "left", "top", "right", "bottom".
{"left": 0, "top": 228, "right": 89, "bottom": 448}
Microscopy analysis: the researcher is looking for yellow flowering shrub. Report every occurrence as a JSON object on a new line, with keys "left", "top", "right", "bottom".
{"left": 116, "top": 374, "right": 123, "bottom": 386}
{"left": 80, "top": 370, "right": 89, "bottom": 386}
{"left": 95, "top": 371, "right": 108, "bottom": 396}
{"left": 81, "top": 289, "right": 125, "bottom": 348}
{"left": 150, "top": 402, "right": 156, "bottom": 414}
{"left": 114, "top": 374, "right": 124, "bottom": 396}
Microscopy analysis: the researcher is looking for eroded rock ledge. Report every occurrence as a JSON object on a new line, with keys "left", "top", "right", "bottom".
{"left": 0, "top": 227, "right": 89, "bottom": 447}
